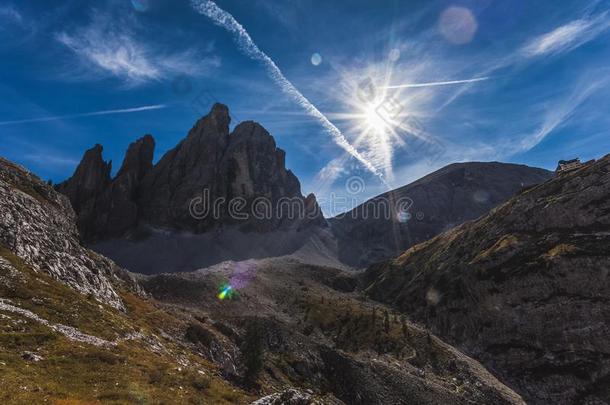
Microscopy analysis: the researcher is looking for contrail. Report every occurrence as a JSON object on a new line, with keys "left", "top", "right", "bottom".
{"left": 190, "top": 0, "right": 383, "bottom": 179}
{"left": 385, "top": 77, "right": 490, "bottom": 89}
{"left": 0, "top": 104, "right": 167, "bottom": 126}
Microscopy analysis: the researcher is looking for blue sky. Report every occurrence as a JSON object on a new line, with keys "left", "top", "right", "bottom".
{"left": 1, "top": 0, "right": 610, "bottom": 215}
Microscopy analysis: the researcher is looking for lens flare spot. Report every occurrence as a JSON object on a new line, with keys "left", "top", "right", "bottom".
{"left": 389, "top": 48, "right": 401, "bottom": 62}
{"left": 439, "top": 6, "right": 477, "bottom": 45}
{"left": 397, "top": 210, "right": 411, "bottom": 223}
{"left": 473, "top": 190, "right": 490, "bottom": 204}
{"left": 426, "top": 288, "right": 441, "bottom": 306}
{"left": 131, "top": 0, "right": 150, "bottom": 12}
{"left": 217, "top": 283, "right": 234, "bottom": 300}
{"left": 310, "top": 53, "right": 322, "bottom": 66}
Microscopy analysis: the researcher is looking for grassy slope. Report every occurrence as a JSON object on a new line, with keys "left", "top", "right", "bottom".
{"left": 0, "top": 245, "right": 253, "bottom": 405}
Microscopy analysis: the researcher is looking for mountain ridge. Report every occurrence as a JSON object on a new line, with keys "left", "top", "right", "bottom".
{"left": 330, "top": 161, "right": 553, "bottom": 267}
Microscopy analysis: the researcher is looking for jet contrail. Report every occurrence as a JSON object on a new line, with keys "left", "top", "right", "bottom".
{"left": 0, "top": 104, "right": 167, "bottom": 126}
{"left": 190, "top": 0, "right": 383, "bottom": 179}
{"left": 385, "top": 77, "right": 490, "bottom": 89}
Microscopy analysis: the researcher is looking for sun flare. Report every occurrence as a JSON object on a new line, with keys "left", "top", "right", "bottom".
{"left": 363, "top": 103, "right": 390, "bottom": 134}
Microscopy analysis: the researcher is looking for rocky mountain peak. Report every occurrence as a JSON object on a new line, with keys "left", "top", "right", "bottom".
{"left": 59, "top": 103, "right": 323, "bottom": 243}
{"left": 57, "top": 144, "right": 111, "bottom": 213}
{"left": 57, "top": 135, "right": 157, "bottom": 242}
{"left": 189, "top": 102, "right": 231, "bottom": 144}
{"left": 331, "top": 161, "right": 553, "bottom": 267}
{"left": 116, "top": 134, "right": 155, "bottom": 180}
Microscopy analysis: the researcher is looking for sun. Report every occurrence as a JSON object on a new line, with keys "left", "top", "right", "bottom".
{"left": 363, "top": 102, "right": 390, "bottom": 134}
{"left": 324, "top": 62, "right": 435, "bottom": 181}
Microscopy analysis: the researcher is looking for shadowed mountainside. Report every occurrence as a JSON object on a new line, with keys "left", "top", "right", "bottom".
{"left": 363, "top": 154, "right": 610, "bottom": 404}
{"left": 330, "top": 162, "right": 553, "bottom": 267}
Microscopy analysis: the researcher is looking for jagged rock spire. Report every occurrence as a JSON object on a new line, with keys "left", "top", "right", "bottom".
{"left": 58, "top": 103, "right": 324, "bottom": 242}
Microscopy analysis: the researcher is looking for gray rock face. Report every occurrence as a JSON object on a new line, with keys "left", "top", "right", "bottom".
{"left": 59, "top": 103, "right": 324, "bottom": 243}
{"left": 138, "top": 103, "right": 232, "bottom": 230}
{"left": 55, "top": 144, "right": 111, "bottom": 240}
{"left": 363, "top": 155, "right": 610, "bottom": 404}
{"left": 139, "top": 106, "right": 311, "bottom": 232}
{"left": 56, "top": 136, "right": 154, "bottom": 242}
{"left": 331, "top": 162, "right": 553, "bottom": 267}
{"left": 250, "top": 388, "right": 343, "bottom": 405}
{"left": 100, "top": 134, "right": 155, "bottom": 239}
{"left": 56, "top": 144, "right": 111, "bottom": 211}
{"left": 0, "top": 157, "right": 135, "bottom": 310}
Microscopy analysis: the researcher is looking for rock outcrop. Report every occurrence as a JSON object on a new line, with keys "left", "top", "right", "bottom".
{"left": 362, "top": 155, "right": 610, "bottom": 404}
{"left": 56, "top": 135, "right": 154, "bottom": 242}
{"left": 55, "top": 144, "right": 112, "bottom": 241}
{"left": 250, "top": 388, "right": 343, "bottom": 405}
{"left": 58, "top": 103, "right": 324, "bottom": 243}
{"left": 138, "top": 105, "right": 315, "bottom": 232}
{"left": 0, "top": 157, "right": 136, "bottom": 310}
{"left": 99, "top": 134, "right": 155, "bottom": 239}
{"left": 331, "top": 162, "right": 553, "bottom": 267}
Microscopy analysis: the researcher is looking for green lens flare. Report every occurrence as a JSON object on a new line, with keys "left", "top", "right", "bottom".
{"left": 217, "top": 283, "right": 234, "bottom": 300}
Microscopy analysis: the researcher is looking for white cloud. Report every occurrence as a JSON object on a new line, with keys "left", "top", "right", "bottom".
{"left": 521, "top": 11, "right": 610, "bottom": 58}
{"left": 438, "top": 10, "right": 610, "bottom": 112}
{"left": 56, "top": 11, "right": 220, "bottom": 86}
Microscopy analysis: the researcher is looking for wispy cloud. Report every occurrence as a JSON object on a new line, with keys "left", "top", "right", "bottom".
{"left": 385, "top": 76, "right": 490, "bottom": 89}
{"left": 517, "top": 79, "right": 606, "bottom": 152}
{"left": 0, "top": 4, "right": 23, "bottom": 26}
{"left": 190, "top": 0, "right": 384, "bottom": 180}
{"left": 310, "top": 155, "right": 350, "bottom": 194}
{"left": 56, "top": 10, "right": 220, "bottom": 86}
{"left": 521, "top": 11, "right": 610, "bottom": 58}
{"left": 0, "top": 104, "right": 167, "bottom": 126}
{"left": 438, "top": 9, "right": 610, "bottom": 112}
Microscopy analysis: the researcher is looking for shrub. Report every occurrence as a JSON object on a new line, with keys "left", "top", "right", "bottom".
{"left": 185, "top": 323, "right": 214, "bottom": 347}
{"left": 191, "top": 376, "right": 211, "bottom": 391}
{"left": 242, "top": 319, "right": 264, "bottom": 382}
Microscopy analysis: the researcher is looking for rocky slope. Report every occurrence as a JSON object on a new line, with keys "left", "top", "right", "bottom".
{"left": 331, "top": 162, "right": 552, "bottom": 267}
{"left": 0, "top": 157, "right": 135, "bottom": 310}
{"left": 363, "top": 155, "right": 610, "bottom": 404}
{"left": 0, "top": 156, "right": 258, "bottom": 403}
{"left": 141, "top": 257, "right": 525, "bottom": 405}
{"left": 58, "top": 104, "right": 324, "bottom": 244}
